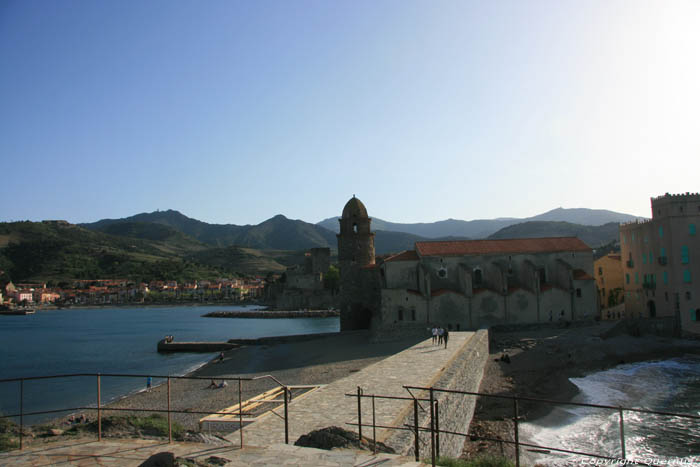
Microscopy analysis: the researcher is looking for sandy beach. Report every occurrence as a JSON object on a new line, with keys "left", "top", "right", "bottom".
{"left": 460, "top": 321, "right": 700, "bottom": 461}
{"left": 104, "top": 331, "right": 423, "bottom": 434}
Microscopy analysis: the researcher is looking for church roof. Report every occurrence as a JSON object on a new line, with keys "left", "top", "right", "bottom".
{"left": 384, "top": 250, "right": 419, "bottom": 262}
{"left": 415, "top": 237, "right": 591, "bottom": 257}
{"left": 573, "top": 269, "right": 594, "bottom": 280}
{"left": 342, "top": 196, "right": 368, "bottom": 218}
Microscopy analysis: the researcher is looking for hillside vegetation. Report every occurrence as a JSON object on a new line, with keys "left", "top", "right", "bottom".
{"left": 488, "top": 221, "right": 620, "bottom": 247}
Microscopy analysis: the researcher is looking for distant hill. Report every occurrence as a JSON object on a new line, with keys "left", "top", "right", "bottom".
{"left": 82, "top": 210, "right": 337, "bottom": 251}
{"left": 0, "top": 221, "right": 221, "bottom": 283}
{"left": 488, "top": 221, "right": 620, "bottom": 248}
{"left": 317, "top": 207, "right": 642, "bottom": 239}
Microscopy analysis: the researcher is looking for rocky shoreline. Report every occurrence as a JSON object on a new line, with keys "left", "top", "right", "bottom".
{"left": 460, "top": 322, "right": 700, "bottom": 462}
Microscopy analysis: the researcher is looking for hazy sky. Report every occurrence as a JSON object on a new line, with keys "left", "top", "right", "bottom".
{"left": 1, "top": 1, "right": 698, "bottom": 225}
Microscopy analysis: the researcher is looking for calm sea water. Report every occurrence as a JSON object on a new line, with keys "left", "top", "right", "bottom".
{"left": 0, "top": 305, "right": 339, "bottom": 423}
{"left": 521, "top": 356, "right": 700, "bottom": 465}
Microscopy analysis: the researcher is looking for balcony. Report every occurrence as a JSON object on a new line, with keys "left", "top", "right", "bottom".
{"left": 658, "top": 256, "right": 668, "bottom": 265}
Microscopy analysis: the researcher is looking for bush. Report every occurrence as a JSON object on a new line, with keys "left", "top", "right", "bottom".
{"left": 0, "top": 415, "right": 19, "bottom": 452}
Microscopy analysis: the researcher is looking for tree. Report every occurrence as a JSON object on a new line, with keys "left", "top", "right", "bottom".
{"left": 323, "top": 265, "right": 340, "bottom": 293}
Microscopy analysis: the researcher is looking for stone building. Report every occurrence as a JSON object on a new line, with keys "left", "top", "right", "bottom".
{"left": 620, "top": 193, "right": 700, "bottom": 336}
{"left": 337, "top": 196, "right": 596, "bottom": 336}
{"left": 594, "top": 254, "right": 624, "bottom": 319}
{"left": 270, "top": 248, "right": 336, "bottom": 309}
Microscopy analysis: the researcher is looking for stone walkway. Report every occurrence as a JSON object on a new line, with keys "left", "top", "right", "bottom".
{"left": 1, "top": 332, "right": 475, "bottom": 466}
{"left": 0, "top": 439, "right": 423, "bottom": 466}
{"left": 229, "top": 332, "right": 474, "bottom": 448}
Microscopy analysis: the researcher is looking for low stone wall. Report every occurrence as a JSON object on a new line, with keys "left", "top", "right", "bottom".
{"left": 600, "top": 316, "right": 679, "bottom": 339}
{"left": 156, "top": 340, "right": 239, "bottom": 352}
{"left": 203, "top": 309, "right": 339, "bottom": 319}
{"left": 384, "top": 329, "right": 490, "bottom": 458}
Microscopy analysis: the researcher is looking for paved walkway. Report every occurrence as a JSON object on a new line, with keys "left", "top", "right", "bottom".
{"left": 0, "top": 439, "right": 423, "bottom": 466}
{"left": 230, "top": 332, "right": 474, "bottom": 448}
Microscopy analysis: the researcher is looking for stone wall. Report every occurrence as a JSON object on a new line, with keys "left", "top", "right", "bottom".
{"left": 383, "top": 329, "right": 490, "bottom": 458}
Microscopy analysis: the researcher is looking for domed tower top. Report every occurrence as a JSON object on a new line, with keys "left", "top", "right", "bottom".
{"left": 342, "top": 195, "right": 368, "bottom": 219}
{"left": 337, "top": 195, "right": 375, "bottom": 265}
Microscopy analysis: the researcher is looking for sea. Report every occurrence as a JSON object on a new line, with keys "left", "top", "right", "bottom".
{"left": 0, "top": 304, "right": 339, "bottom": 423}
{"left": 520, "top": 356, "right": 700, "bottom": 466}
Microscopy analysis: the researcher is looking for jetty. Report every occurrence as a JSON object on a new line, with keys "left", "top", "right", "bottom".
{"left": 0, "top": 309, "right": 36, "bottom": 316}
{"left": 157, "top": 339, "right": 239, "bottom": 353}
{"left": 202, "top": 309, "right": 339, "bottom": 319}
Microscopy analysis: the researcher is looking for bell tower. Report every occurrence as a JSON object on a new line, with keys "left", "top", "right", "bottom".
{"left": 337, "top": 195, "right": 376, "bottom": 330}
{"left": 337, "top": 195, "right": 375, "bottom": 267}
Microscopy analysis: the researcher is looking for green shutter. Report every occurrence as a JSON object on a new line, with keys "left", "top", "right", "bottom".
{"left": 690, "top": 224, "right": 696, "bottom": 235}
{"left": 626, "top": 273, "right": 630, "bottom": 284}
{"left": 682, "top": 246, "right": 689, "bottom": 264}
{"left": 684, "top": 270, "right": 692, "bottom": 283}
{"left": 659, "top": 226, "right": 663, "bottom": 238}
{"left": 663, "top": 271, "right": 668, "bottom": 284}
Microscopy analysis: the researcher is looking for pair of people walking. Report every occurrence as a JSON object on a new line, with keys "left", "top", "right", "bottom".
{"left": 431, "top": 326, "right": 449, "bottom": 348}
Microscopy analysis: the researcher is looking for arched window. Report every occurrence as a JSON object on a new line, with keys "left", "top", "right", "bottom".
{"left": 473, "top": 268, "right": 483, "bottom": 287}
{"left": 353, "top": 223, "right": 358, "bottom": 233}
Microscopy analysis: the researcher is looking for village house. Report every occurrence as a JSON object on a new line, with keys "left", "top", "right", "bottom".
{"left": 593, "top": 253, "right": 624, "bottom": 320}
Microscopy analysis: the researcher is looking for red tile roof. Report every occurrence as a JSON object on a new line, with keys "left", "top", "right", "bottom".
{"left": 573, "top": 269, "right": 594, "bottom": 280}
{"left": 415, "top": 237, "right": 590, "bottom": 257}
{"left": 385, "top": 250, "right": 419, "bottom": 262}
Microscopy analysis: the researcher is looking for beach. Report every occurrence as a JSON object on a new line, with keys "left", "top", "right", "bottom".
{"left": 460, "top": 321, "right": 700, "bottom": 461}
{"left": 104, "top": 331, "right": 423, "bottom": 434}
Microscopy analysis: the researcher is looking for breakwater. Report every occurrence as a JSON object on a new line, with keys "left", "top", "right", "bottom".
{"left": 203, "top": 309, "right": 339, "bottom": 319}
{"left": 157, "top": 340, "right": 240, "bottom": 352}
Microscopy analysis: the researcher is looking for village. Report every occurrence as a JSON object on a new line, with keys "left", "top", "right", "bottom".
{"left": 0, "top": 277, "right": 267, "bottom": 307}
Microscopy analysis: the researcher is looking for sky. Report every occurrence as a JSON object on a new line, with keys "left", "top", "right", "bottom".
{"left": 1, "top": 1, "right": 698, "bottom": 226}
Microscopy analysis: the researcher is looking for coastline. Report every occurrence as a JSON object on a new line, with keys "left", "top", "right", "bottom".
{"left": 461, "top": 322, "right": 700, "bottom": 461}
{"left": 101, "top": 331, "right": 422, "bottom": 433}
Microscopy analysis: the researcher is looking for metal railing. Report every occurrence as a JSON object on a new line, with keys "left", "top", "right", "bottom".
{"left": 0, "top": 372, "right": 293, "bottom": 451}
{"left": 346, "top": 385, "right": 700, "bottom": 467}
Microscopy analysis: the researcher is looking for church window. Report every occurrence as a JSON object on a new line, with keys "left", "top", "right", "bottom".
{"left": 398, "top": 308, "right": 404, "bottom": 321}
{"left": 473, "top": 268, "right": 483, "bottom": 287}
{"left": 411, "top": 308, "right": 416, "bottom": 321}
{"left": 538, "top": 267, "right": 546, "bottom": 283}
{"left": 576, "top": 288, "right": 582, "bottom": 298}
{"left": 438, "top": 267, "right": 447, "bottom": 278}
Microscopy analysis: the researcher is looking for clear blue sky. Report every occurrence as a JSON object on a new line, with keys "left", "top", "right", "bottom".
{"left": 1, "top": 1, "right": 698, "bottom": 225}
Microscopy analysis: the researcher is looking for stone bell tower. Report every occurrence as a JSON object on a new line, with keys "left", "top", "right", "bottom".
{"left": 337, "top": 195, "right": 376, "bottom": 330}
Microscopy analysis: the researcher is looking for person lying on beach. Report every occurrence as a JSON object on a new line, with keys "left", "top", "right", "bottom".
{"left": 209, "top": 379, "right": 217, "bottom": 389}
{"left": 219, "top": 380, "right": 228, "bottom": 388}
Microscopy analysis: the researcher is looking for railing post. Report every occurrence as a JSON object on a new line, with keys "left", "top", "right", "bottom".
{"left": 284, "top": 386, "right": 289, "bottom": 444}
{"left": 513, "top": 397, "right": 520, "bottom": 467}
{"left": 239, "top": 379, "right": 243, "bottom": 448}
{"left": 429, "top": 387, "right": 436, "bottom": 466}
{"left": 19, "top": 379, "right": 23, "bottom": 451}
{"left": 619, "top": 407, "right": 626, "bottom": 460}
{"left": 97, "top": 374, "right": 102, "bottom": 442}
{"left": 167, "top": 377, "right": 172, "bottom": 443}
{"left": 435, "top": 400, "right": 440, "bottom": 460}
{"left": 372, "top": 394, "right": 377, "bottom": 454}
{"left": 413, "top": 398, "right": 419, "bottom": 461}
{"left": 357, "top": 386, "right": 363, "bottom": 441}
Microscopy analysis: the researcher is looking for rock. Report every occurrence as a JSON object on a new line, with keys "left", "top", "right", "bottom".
{"left": 49, "top": 428, "right": 64, "bottom": 436}
{"left": 139, "top": 451, "right": 176, "bottom": 467}
{"left": 205, "top": 456, "right": 229, "bottom": 465}
{"left": 295, "top": 426, "right": 395, "bottom": 453}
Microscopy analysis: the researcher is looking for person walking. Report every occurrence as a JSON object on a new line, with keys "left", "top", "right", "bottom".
{"left": 146, "top": 376, "right": 152, "bottom": 392}
{"left": 443, "top": 328, "right": 449, "bottom": 348}
{"left": 437, "top": 327, "right": 444, "bottom": 346}
{"left": 432, "top": 326, "right": 438, "bottom": 345}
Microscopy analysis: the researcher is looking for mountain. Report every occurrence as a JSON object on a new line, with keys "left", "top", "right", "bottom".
{"left": 0, "top": 221, "right": 221, "bottom": 283}
{"left": 317, "top": 207, "right": 642, "bottom": 239}
{"left": 82, "top": 210, "right": 337, "bottom": 251}
{"left": 488, "top": 221, "right": 621, "bottom": 248}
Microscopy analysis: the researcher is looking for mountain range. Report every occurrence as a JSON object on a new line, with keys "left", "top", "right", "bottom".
{"left": 81, "top": 207, "right": 642, "bottom": 253}
{"left": 317, "top": 207, "right": 642, "bottom": 238}
{"left": 0, "top": 207, "right": 640, "bottom": 282}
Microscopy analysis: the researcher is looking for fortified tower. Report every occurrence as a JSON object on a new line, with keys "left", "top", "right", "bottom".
{"left": 337, "top": 196, "right": 376, "bottom": 330}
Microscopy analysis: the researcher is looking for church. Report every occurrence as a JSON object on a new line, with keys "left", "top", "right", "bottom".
{"left": 337, "top": 196, "right": 596, "bottom": 336}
